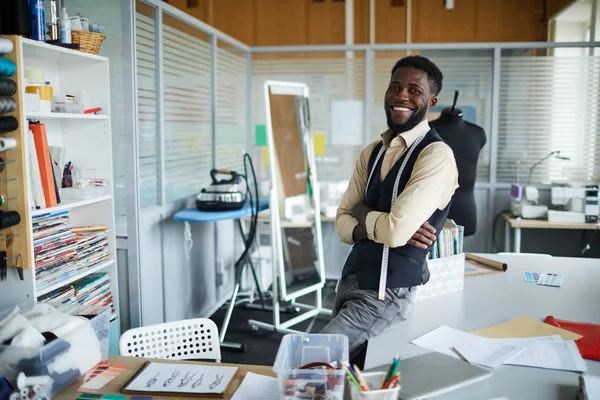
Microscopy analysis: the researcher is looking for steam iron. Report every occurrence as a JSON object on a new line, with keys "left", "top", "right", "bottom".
{"left": 196, "top": 169, "right": 247, "bottom": 211}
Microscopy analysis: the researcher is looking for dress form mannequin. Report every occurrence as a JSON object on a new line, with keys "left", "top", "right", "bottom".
{"left": 430, "top": 91, "right": 486, "bottom": 236}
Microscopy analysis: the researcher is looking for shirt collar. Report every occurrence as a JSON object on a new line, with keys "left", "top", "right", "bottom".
{"left": 381, "top": 119, "right": 430, "bottom": 148}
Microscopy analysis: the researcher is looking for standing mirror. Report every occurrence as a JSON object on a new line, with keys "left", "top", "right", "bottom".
{"left": 264, "top": 81, "right": 326, "bottom": 302}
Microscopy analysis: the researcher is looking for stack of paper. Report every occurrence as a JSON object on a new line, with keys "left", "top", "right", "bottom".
{"left": 412, "top": 323, "right": 587, "bottom": 372}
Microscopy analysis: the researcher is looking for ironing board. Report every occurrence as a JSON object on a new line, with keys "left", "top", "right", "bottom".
{"left": 174, "top": 199, "right": 269, "bottom": 223}
{"left": 173, "top": 199, "right": 269, "bottom": 352}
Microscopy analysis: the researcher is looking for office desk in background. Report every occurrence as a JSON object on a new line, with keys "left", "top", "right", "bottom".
{"left": 55, "top": 356, "right": 275, "bottom": 400}
{"left": 366, "top": 253, "right": 600, "bottom": 400}
{"left": 502, "top": 212, "right": 600, "bottom": 253}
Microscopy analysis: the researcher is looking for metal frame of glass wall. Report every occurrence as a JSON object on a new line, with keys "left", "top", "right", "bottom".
{"left": 122, "top": 0, "right": 600, "bottom": 328}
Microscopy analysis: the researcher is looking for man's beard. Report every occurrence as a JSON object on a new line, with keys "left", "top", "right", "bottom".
{"left": 385, "top": 105, "right": 427, "bottom": 133}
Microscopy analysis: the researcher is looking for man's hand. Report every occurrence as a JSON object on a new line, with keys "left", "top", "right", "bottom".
{"left": 407, "top": 221, "right": 437, "bottom": 249}
{"left": 351, "top": 203, "right": 373, "bottom": 228}
{"left": 352, "top": 223, "right": 368, "bottom": 242}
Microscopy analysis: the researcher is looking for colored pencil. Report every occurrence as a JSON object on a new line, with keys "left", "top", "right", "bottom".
{"left": 353, "top": 364, "right": 370, "bottom": 391}
{"left": 381, "top": 354, "right": 398, "bottom": 387}
{"left": 342, "top": 362, "right": 363, "bottom": 391}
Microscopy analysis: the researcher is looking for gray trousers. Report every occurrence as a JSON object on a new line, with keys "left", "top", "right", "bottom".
{"left": 320, "top": 274, "right": 417, "bottom": 359}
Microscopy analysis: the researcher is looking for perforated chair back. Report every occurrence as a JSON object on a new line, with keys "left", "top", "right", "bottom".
{"left": 119, "top": 318, "right": 221, "bottom": 362}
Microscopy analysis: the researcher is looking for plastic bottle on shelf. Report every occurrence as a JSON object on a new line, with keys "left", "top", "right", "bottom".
{"left": 30, "top": 0, "right": 46, "bottom": 41}
{"left": 60, "top": 7, "right": 72, "bottom": 44}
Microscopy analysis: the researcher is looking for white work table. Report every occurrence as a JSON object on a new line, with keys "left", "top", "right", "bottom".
{"left": 365, "top": 253, "right": 600, "bottom": 400}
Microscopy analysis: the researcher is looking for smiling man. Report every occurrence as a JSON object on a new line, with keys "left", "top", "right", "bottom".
{"left": 321, "top": 55, "right": 459, "bottom": 367}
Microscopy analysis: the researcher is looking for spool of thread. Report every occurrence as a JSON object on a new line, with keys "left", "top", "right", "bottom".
{"left": 0, "top": 79, "right": 17, "bottom": 96}
{"left": 0, "top": 137, "right": 17, "bottom": 152}
{"left": 0, "top": 38, "right": 13, "bottom": 54}
{"left": 0, "top": 117, "right": 18, "bottom": 134}
{"left": 0, "top": 97, "right": 17, "bottom": 113}
{"left": 0, "top": 211, "right": 20, "bottom": 230}
{"left": 0, "top": 59, "right": 17, "bottom": 78}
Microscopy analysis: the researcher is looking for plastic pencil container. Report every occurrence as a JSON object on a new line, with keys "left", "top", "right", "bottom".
{"left": 273, "top": 333, "right": 349, "bottom": 399}
{"left": 349, "top": 372, "right": 401, "bottom": 400}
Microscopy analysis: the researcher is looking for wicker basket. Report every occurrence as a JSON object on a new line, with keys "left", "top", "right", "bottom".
{"left": 71, "top": 31, "right": 106, "bottom": 55}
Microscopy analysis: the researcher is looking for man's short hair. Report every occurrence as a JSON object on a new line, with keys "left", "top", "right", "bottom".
{"left": 391, "top": 55, "right": 443, "bottom": 96}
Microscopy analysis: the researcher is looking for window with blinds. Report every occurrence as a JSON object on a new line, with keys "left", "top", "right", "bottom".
{"left": 373, "top": 51, "right": 493, "bottom": 182}
{"left": 62, "top": 0, "right": 127, "bottom": 234}
{"left": 216, "top": 42, "right": 247, "bottom": 174}
{"left": 162, "top": 14, "right": 213, "bottom": 202}
{"left": 497, "top": 50, "right": 600, "bottom": 184}
{"left": 136, "top": 4, "right": 160, "bottom": 209}
{"left": 251, "top": 55, "right": 365, "bottom": 182}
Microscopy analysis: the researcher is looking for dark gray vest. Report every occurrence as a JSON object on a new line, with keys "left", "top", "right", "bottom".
{"left": 341, "top": 128, "right": 451, "bottom": 290}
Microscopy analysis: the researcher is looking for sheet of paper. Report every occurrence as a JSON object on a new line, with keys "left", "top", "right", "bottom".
{"left": 231, "top": 372, "right": 279, "bottom": 400}
{"left": 123, "top": 362, "right": 238, "bottom": 394}
{"left": 471, "top": 316, "right": 582, "bottom": 341}
{"left": 504, "top": 340, "right": 587, "bottom": 372}
{"left": 413, "top": 326, "right": 523, "bottom": 368}
{"left": 412, "top": 325, "right": 474, "bottom": 359}
{"left": 581, "top": 375, "right": 600, "bottom": 399}
{"left": 452, "top": 342, "right": 525, "bottom": 368}
{"left": 331, "top": 100, "right": 363, "bottom": 145}
{"left": 536, "top": 273, "right": 564, "bottom": 287}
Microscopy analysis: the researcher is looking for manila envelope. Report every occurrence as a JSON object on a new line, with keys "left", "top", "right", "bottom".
{"left": 471, "top": 315, "right": 582, "bottom": 341}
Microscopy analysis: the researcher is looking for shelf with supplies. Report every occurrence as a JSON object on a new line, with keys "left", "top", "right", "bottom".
{"left": 20, "top": 37, "right": 106, "bottom": 65}
{"left": 0, "top": 35, "right": 120, "bottom": 347}
{"left": 36, "top": 258, "right": 115, "bottom": 297}
{"left": 26, "top": 112, "right": 108, "bottom": 120}
{"left": 31, "top": 193, "right": 112, "bottom": 217}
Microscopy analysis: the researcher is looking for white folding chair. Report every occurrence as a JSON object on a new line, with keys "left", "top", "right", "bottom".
{"left": 119, "top": 318, "right": 221, "bottom": 362}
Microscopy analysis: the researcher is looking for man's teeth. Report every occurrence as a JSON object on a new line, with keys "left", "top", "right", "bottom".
{"left": 393, "top": 106, "right": 411, "bottom": 111}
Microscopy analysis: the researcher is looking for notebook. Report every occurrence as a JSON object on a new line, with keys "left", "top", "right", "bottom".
{"left": 366, "top": 352, "right": 493, "bottom": 400}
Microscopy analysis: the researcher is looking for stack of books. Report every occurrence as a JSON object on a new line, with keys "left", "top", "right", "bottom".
{"left": 38, "top": 285, "right": 77, "bottom": 305}
{"left": 429, "top": 219, "right": 464, "bottom": 259}
{"left": 34, "top": 210, "right": 111, "bottom": 292}
{"left": 72, "top": 273, "right": 116, "bottom": 318}
{"left": 38, "top": 272, "right": 115, "bottom": 318}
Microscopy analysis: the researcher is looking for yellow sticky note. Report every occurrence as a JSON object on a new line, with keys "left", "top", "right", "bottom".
{"left": 262, "top": 147, "right": 269, "bottom": 167}
{"left": 313, "top": 133, "right": 326, "bottom": 156}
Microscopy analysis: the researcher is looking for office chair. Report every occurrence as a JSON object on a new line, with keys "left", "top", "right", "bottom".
{"left": 119, "top": 318, "right": 221, "bottom": 362}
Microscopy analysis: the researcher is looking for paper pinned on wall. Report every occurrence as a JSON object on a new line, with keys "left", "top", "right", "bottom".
{"left": 331, "top": 100, "right": 364, "bottom": 145}
{"left": 313, "top": 133, "right": 326, "bottom": 155}
{"left": 262, "top": 147, "right": 269, "bottom": 168}
{"left": 255, "top": 124, "right": 267, "bottom": 146}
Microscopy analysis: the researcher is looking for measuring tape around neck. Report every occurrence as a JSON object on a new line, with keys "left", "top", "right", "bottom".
{"left": 369, "top": 129, "right": 429, "bottom": 300}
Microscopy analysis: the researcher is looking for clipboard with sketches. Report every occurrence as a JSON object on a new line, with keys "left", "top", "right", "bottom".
{"left": 121, "top": 361, "right": 238, "bottom": 398}
{"left": 464, "top": 253, "right": 508, "bottom": 276}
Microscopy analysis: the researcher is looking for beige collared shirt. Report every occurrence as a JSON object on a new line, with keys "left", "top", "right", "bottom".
{"left": 335, "top": 119, "right": 459, "bottom": 248}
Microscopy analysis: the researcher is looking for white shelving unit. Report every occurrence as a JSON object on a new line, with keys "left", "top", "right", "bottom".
{"left": 0, "top": 38, "right": 120, "bottom": 346}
